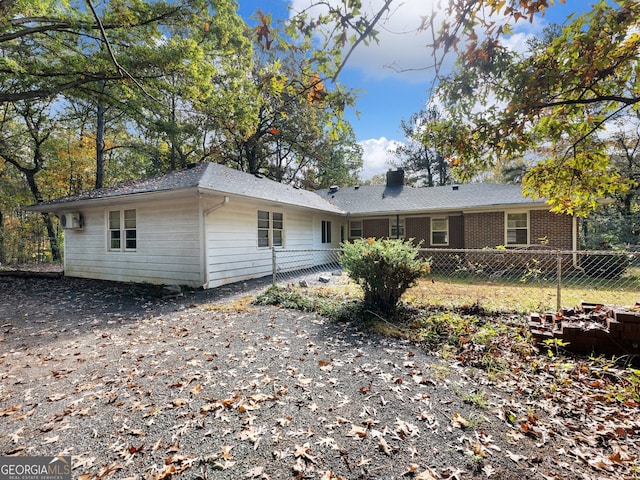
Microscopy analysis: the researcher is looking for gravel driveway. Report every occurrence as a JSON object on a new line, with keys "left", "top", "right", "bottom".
{"left": 0, "top": 274, "right": 582, "bottom": 479}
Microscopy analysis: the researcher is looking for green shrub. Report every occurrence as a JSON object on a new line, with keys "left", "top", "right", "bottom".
{"left": 340, "top": 238, "right": 429, "bottom": 314}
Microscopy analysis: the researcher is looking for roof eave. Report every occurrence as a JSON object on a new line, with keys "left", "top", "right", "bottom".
{"left": 196, "top": 186, "right": 346, "bottom": 215}
{"left": 344, "top": 201, "right": 549, "bottom": 217}
{"left": 25, "top": 187, "right": 199, "bottom": 213}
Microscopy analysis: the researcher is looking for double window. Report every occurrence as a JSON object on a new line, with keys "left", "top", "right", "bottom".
{"left": 431, "top": 217, "right": 449, "bottom": 245}
{"left": 506, "top": 212, "right": 529, "bottom": 245}
{"left": 258, "top": 210, "right": 283, "bottom": 247}
{"left": 108, "top": 209, "right": 136, "bottom": 251}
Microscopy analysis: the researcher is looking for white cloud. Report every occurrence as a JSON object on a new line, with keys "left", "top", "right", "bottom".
{"left": 358, "top": 136, "right": 403, "bottom": 181}
{"left": 289, "top": 0, "right": 441, "bottom": 83}
{"left": 289, "top": 0, "right": 553, "bottom": 83}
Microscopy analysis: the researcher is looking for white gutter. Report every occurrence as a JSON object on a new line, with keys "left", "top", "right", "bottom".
{"left": 201, "top": 196, "right": 230, "bottom": 288}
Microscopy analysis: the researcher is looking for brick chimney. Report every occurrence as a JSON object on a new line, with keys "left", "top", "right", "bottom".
{"left": 386, "top": 168, "right": 405, "bottom": 187}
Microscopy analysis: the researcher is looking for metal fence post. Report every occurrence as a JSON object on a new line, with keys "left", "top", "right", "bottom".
{"left": 272, "top": 247, "right": 277, "bottom": 286}
{"left": 556, "top": 250, "right": 562, "bottom": 312}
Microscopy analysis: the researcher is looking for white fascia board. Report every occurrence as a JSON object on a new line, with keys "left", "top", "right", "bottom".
{"left": 26, "top": 187, "right": 199, "bottom": 213}
{"left": 196, "top": 187, "right": 346, "bottom": 216}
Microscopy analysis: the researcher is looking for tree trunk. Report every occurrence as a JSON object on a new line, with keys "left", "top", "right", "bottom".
{"left": 244, "top": 134, "right": 259, "bottom": 174}
{"left": 95, "top": 98, "right": 106, "bottom": 189}
{"left": 0, "top": 210, "right": 4, "bottom": 264}
{"left": 24, "top": 170, "right": 62, "bottom": 261}
{"left": 41, "top": 212, "right": 61, "bottom": 262}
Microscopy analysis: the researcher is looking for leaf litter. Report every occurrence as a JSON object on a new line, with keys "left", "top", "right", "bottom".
{"left": 0, "top": 275, "right": 639, "bottom": 479}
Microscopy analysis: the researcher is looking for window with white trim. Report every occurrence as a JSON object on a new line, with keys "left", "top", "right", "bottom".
{"left": 349, "top": 220, "right": 362, "bottom": 238}
{"left": 108, "top": 209, "right": 136, "bottom": 251}
{"left": 321, "top": 220, "right": 332, "bottom": 244}
{"left": 391, "top": 217, "right": 405, "bottom": 238}
{"left": 258, "top": 210, "right": 284, "bottom": 247}
{"left": 506, "top": 212, "right": 529, "bottom": 245}
{"left": 431, "top": 217, "right": 448, "bottom": 245}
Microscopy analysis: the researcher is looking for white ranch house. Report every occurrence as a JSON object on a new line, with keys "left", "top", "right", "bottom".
{"left": 29, "top": 162, "right": 575, "bottom": 288}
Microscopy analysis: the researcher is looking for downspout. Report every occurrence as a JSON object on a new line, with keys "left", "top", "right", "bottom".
{"left": 202, "top": 196, "right": 230, "bottom": 288}
{"left": 205, "top": 196, "right": 229, "bottom": 216}
{"left": 572, "top": 214, "right": 584, "bottom": 271}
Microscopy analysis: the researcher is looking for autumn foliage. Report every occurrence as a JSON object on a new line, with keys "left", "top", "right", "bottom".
{"left": 341, "top": 238, "right": 429, "bottom": 314}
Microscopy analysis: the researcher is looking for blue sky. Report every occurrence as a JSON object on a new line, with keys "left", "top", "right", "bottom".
{"left": 237, "top": 0, "right": 592, "bottom": 180}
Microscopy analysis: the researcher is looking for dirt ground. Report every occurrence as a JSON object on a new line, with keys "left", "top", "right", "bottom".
{"left": 0, "top": 274, "right": 636, "bottom": 479}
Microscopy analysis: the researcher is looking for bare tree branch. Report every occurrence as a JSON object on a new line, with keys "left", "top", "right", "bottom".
{"left": 84, "top": 0, "right": 163, "bottom": 104}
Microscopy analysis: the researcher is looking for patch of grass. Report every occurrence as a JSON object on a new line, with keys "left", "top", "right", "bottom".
{"left": 462, "top": 390, "right": 488, "bottom": 409}
{"left": 406, "top": 276, "right": 639, "bottom": 314}
{"left": 200, "top": 295, "right": 256, "bottom": 313}
{"left": 255, "top": 285, "right": 363, "bottom": 319}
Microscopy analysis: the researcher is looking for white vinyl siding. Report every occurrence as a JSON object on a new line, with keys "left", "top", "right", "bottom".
{"left": 63, "top": 198, "right": 202, "bottom": 286}
{"left": 206, "top": 204, "right": 340, "bottom": 288}
{"left": 61, "top": 193, "right": 343, "bottom": 290}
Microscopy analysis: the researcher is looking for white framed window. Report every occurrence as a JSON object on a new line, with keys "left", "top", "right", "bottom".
{"left": 108, "top": 209, "right": 136, "bottom": 251}
{"left": 321, "top": 220, "right": 332, "bottom": 244}
{"left": 431, "top": 217, "right": 448, "bottom": 245}
{"left": 349, "top": 220, "right": 362, "bottom": 238}
{"left": 390, "top": 217, "right": 405, "bottom": 238}
{"left": 506, "top": 211, "right": 529, "bottom": 245}
{"left": 258, "top": 210, "right": 284, "bottom": 248}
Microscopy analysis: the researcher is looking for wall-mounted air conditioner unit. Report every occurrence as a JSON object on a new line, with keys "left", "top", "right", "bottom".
{"left": 59, "top": 212, "right": 82, "bottom": 229}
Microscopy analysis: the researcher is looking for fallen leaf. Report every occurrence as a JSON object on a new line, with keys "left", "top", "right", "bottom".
{"left": 506, "top": 450, "right": 527, "bottom": 464}
{"left": 415, "top": 469, "right": 438, "bottom": 480}
{"left": 377, "top": 436, "right": 394, "bottom": 455}
{"left": 0, "top": 405, "right": 21, "bottom": 417}
{"left": 213, "top": 460, "right": 236, "bottom": 470}
{"left": 482, "top": 464, "right": 496, "bottom": 477}
{"left": 220, "top": 445, "right": 234, "bottom": 460}
{"left": 44, "top": 435, "right": 59, "bottom": 444}
{"left": 451, "top": 412, "right": 469, "bottom": 429}
{"left": 294, "top": 443, "right": 316, "bottom": 462}
{"left": 346, "top": 425, "right": 367, "bottom": 438}
{"left": 245, "top": 465, "right": 266, "bottom": 478}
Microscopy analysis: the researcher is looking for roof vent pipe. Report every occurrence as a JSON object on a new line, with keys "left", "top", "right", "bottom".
{"left": 328, "top": 185, "right": 339, "bottom": 193}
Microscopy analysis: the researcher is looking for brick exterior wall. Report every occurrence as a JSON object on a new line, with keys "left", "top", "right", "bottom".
{"left": 464, "top": 212, "right": 504, "bottom": 248}
{"left": 449, "top": 215, "right": 465, "bottom": 248}
{"left": 354, "top": 210, "right": 575, "bottom": 250}
{"left": 530, "top": 210, "right": 573, "bottom": 249}
{"left": 464, "top": 210, "right": 574, "bottom": 249}
{"left": 404, "top": 215, "right": 465, "bottom": 247}
{"left": 406, "top": 217, "right": 428, "bottom": 246}
{"left": 363, "top": 218, "right": 390, "bottom": 238}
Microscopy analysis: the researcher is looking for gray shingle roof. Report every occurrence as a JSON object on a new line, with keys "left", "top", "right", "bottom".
{"left": 28, "top": 162, "right": 344, "bottom": 214}
{"left": 28, "top": 162, "right": 544, "bottom": 215}
{"left": 316, "top": 183, "right": 546, "bottom": 215}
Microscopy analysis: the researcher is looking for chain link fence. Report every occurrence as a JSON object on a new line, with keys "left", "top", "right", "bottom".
{"left": 0, "top": 210, "right": 56, "bottom": 265}
{"left": 272, "top": 247, "right": 640, "bottom": 311}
